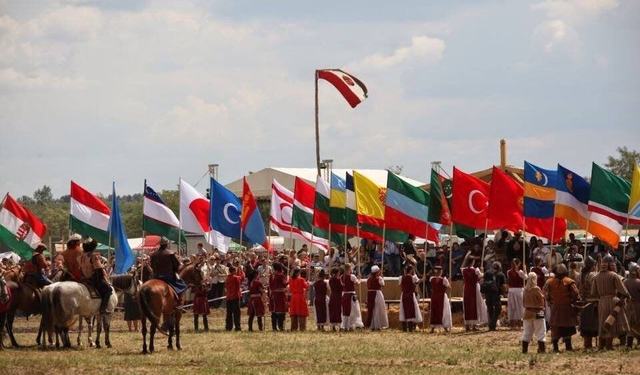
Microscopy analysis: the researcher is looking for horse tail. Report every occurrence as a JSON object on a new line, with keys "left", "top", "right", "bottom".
{"left": 139, "top": 285, "right": 167, "bottom": 336}
{"left": 51, "top": 286, "right": 75, "bottom": 328}
{"left": 40, "top": 286, "right": 54, "bottom": 332}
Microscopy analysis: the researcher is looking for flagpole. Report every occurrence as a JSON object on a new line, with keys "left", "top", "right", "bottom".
{"left": 381, "top": 224, "right": 386, "bottom": 277}
{"left": 622, "top": 214, "right": 630, "bottom": 265}
{"left": 549, "top": 204, "right": 558, "bottom": 251}
{"left": 328, "top": 223, "right": 333, "bottom": 272}
{"left": 108, "top": 183, "right": 113, "bottom": 266}
{"left": 310, "top": 226, "right": 315, "bottom": 256}
{"left": 422, "top": 223, "right": 428, "bottom": 330}
{"left": 584, "top": 215, "right": 591, "bottom": 259}
{"left": 522, "top": 217, "right": 527, "bottom": 268}
{"left": 314, "top": 69, "right": 321, "bottom": 176}
{"left": 481, "top": 218, "right": 489, "bottom": 272}
{"left": 356, "top": 223, "right": 362, "bottom": 301}
{"left": 142, "top": 179, "right": 147, "bottom": 255}
{"left": 448, "top": 224, "right": 454, "bottom": 279}
{"left": 178, "top": 177, "right": 182, "bottom": 257}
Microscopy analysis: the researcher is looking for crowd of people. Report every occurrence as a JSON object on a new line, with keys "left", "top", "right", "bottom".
{"left": 1, "top": 229, "right": 639, "bottom": 354}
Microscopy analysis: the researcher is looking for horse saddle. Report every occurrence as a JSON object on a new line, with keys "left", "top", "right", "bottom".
{"left": 81, "top": 282, "right": 101, "bottom": 299}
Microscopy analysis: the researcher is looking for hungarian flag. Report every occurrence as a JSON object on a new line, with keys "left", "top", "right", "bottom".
{"left": 143, "top": 181, "right": 184, "bottom": 243}
{"left": 487, "top": 167, "right": 523, "bottom": 232}
{"left": 241, "top": 178, "right": 270, "bottom": 250}
{"left": 270, "top": 179, "right": 328, "bottom": 251}
{"left": 70, "top": 181, "right": 110, "bottom": 244}
{"left": 180, "top": 179, "right": 230, "bottom": 252}
{"left": 452, "top": 168, "right": 492, "bottom": 230}
{"left": 0, "top": 194, "right": 47, "bottom": 260}
{"left": 427, "top": 169, "right": 452, "bottom": 226}
{"left": 385, "top": 172, "right": 440, "bottom": 243}
{"left": 589, "top": 163, "right": 640, "bottom": 225}
{"left": 318, "top": 69, "right": 368, "bottom": 108}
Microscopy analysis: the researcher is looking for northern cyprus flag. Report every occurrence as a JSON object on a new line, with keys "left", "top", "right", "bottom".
{"left": 179, "top": 179, "right": 230, "bottom": 253}
{"left": 0, "top": 194, "right": 48, "bottom": 260}
{"left": 70, "top": 181, "right": 110, "bottom": 244}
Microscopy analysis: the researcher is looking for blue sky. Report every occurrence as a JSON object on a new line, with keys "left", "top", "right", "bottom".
{"left": 0, "top": 0, "right": 638, "bottom": 197}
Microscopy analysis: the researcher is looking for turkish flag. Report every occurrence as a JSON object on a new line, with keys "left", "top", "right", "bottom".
{"left": 452, "top": 167, "right": 493, "bottom": 229}
{"left": 487, "top": 167, "right": 523, "bottom": 232}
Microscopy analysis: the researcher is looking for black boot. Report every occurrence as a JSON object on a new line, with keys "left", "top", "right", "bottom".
{"left": 402, "top": 322, "right": 408, "bottom": 332}
{"left": 565, "top": 337, "right": 573, "bottom": 351}
{"left": 203, "top": 316, "right": 209, "bottom": 332}
{"left": 99, "top": 294, "right": 110, "bottom": 315}
{"left": 552, "top": 339, "right": 560, "bottom": 353}
{"left": 278, "top": 314, "right": 285, "bottom": 331}
{"left": 257, "top": 317, "right": 263, "bottom": 331}
{"left": 248, "top": 315, "right": 254, "bottom": 332}
{"left": 409, "top": 322, "right": 415, "bottom": 332}
{"left": 194, "top": 315, "right": 199, "bottom": 331}
{"left": 522, "top": 341, "right": 529, "bottom": 354}
{"left": 627, "top": 336, "right": 634, "bottom": 348}
{"left": 271, "top": 314, "right": 278, "bottom": 331}
{"left": 537, "top": 341, "right": 546, "bottom": 353}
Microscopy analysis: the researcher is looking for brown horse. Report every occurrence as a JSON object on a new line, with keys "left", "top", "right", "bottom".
{"left": 139, "top": 261, "right": 209, "bottom": 354}
{"left": 4, "top": 275, "right": 52, "bottom": 348}
{"left": 3, "top": 265, "right": 21, "bottom": 283}
{"left": 0, "top": 271, "right": 12, "bottom": 350}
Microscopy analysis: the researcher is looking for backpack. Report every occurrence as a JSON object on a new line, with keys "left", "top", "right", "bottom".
{"left": 480, "top": 272, "right": 498, "bottom": 294}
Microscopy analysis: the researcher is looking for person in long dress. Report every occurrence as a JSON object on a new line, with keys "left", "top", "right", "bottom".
{"left": 507, "top": 258, "right": 527, "bottom": 330}
{"left": 399, "top": 264, "right": 423, "bottom": 332}
{"left": 461, "top": 255, "right": 488, "bottom": 331}
{"left": 289, "top": 268, "right": 310, "bottom": 331}
{"left": 328, "top": 267, "right": 343, "bottom": 331}
{"left": 592, "top": 255, "right": 630, "bottom": 350}
{"left": 366, "top": 265, "right": 388, "bottom": 330}
{"left": 314, "top": 269, "right": 331, "bottom": 331}
{"left": 429, "top": 266, "right": 452, "bottom": 333}
{"left": 341, "top": 263, "right": 364, "bottom": 330}
{"left": 247, "top": 270, "right": 266, "bottom": 332}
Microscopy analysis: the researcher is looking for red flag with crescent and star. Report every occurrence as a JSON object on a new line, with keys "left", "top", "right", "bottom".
{"left": 452, "top": 167, "right": 496, "bottom": 230}
{"left": 487, "top": 167, "right": 524, "bottom": 232}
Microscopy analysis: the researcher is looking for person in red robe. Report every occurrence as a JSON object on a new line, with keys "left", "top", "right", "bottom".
{"left": 289, "top": 268, "right": 309, "bottom": 331}
{"left": 461, "top": 255, "right": 487, "bottom": 331}
{"left": 328, "top": 267, "right": 343, "bottom": 331}
{"left": 192, "top": 279, "right": 211, "bottom": 331}
{"left": 269, "top": 262, "right": 288, "bottom": 331}
{"left": 314, "top": 269, "right": 330, "bottom": 331}
{"left": 341, "top": 263, "right": 364, "bottom": 330}
{"left": 399, "top": 265, "right": 423, "bottom": 332}
{"left": 366, "top": 265, "right": 388, "bottom": 330}
{"left": 430, "top": 266, "right": 452, "bottom": 333}
{"left": 247, "top": 270, "right": 266, "bottom": 332}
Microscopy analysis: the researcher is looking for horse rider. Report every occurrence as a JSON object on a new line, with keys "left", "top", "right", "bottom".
{"left": 79, "top": 237, "right": 113, "bottom": 315}
{"left": 149, "top": 237, "right": 187, "bottom": 305}
{"left": 57, "top": 233, "right": 83, "bottom": 282}
{"left": 22, "top": 244, "right": 53, "bottom": 288}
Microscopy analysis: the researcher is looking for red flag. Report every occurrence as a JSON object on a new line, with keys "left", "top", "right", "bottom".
{"left": 487, "top": 167, "right": 523, "bottom": 232}
{"left": 452, "top": 167, "right": 493, "bottom": 229}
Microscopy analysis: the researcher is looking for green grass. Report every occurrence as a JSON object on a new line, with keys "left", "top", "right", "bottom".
{"left": 0, "top": 310, "right": 636, "bottom": 375}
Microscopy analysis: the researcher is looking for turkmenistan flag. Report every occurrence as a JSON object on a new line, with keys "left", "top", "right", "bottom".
{"left": 588, "top": 163, "right": 640, "bottom": 225}
{"left": 0, "top": 194, "right": 47, "bottom": 260}
{"left": 70, "top": 181, "right": 110, "bottom": 244}
{"left": 143, "top": 181, "right": 185, "bottom": 243}
{"left": 442, "top": 177, "right": 475, "bottom": 239}
{"left": 427, "top": 169, "right": 452, "bottom": 225}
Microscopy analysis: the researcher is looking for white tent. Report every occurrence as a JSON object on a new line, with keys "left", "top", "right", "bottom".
{"left": 0, "top": 251, "right": 21, "bottom": 264}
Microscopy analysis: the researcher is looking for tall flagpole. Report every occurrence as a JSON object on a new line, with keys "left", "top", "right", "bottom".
{"left": 623, "top": 214, "right": 631, "bottom": 264}
{"left": 481, "top": 218, "right": 489, "bottom": 271}
{"left": 448, "top": 224, "right": 454, "bottom": 279}
{"left": 178, "top": 178, "right": 182, "bottom": 257}
{"left": 522, "top": 217, "right": 527, "bottom": 268}
{"left": 584, "top": 215, "right": 591, "bottom": 259}
{"left": 356, "top": 223, "right": 362, "bottom": 300}
{"left": 380, "top": 224, "right": 386, "bottom": 277}
{"left": 328, "top": 223, "right": 333, "bottom": 272}
{"left": 422, "top": 223, "right": 429, "bottom": 330}
{"left": 314, "top": 69, "right": 321, "bottom": 176}
{"left": 549, "top": 204, "right": 558, "bottom": 250}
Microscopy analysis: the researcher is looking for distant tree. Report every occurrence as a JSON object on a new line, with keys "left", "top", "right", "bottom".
{"left": 58, "top": 194, "right": 71, "bottom": 204}
{"left": 386, "top": 165, "right": 404, "bottom": 175}
{"left": 17, "top": 195, "right": 35, "bottom": 206}
{"left": 605, "top": 146, "right": 639, "bottom": 181}
{"left": 33, "top": 185, "right": 53, "bottom": 205}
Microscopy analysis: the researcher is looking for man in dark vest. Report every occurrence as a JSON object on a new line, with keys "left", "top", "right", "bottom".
{"left": 23, "top": 244, "right": 52, "bottom": 288}
{"left": 150, "top": 237, "right": 186, "bottom": 303}
{"left": 79, "top": 238, "right": 113, "bottom": 314}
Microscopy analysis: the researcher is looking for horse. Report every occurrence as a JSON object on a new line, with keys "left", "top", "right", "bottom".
{"left": 139, "top": 261, "right": 209, "bottom": 354}
{"left": 4, "top": 275, "right": 47, "bottom": 348}
{"left": 0, "top": 271, "right": 12, "bottom": 350}
{"left": 3, "top": 265, "right": 21, "bottom": 283}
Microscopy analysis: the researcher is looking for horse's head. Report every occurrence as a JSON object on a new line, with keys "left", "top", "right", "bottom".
{"left": 194, "top": 261, "right": 210, "bottom": 288}
{"left": 0, "top": 271, "right": 9, "bottom": 305}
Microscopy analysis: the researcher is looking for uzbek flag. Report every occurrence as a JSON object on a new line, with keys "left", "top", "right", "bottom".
{"left": 0, "top": 194, "right": 47, "bottom": 260}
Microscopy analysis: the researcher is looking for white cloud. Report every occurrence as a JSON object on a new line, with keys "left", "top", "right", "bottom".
{"left": 0, "top": 67, "right": 89, "bottom": 89}
{"left": 532, "top": 0, "right": 619, "bottom": 25}
{"left": 532, "top": 19, "right": 583, "bottom": 59}
{"left": 350, "top": 35, "right": 445, "bottom": 71}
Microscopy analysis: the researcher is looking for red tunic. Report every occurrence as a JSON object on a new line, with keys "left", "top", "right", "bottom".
{"left": 288, "top": 277, "right": 309, "bottom": 317}
{"left": 430, "top": 276, "right": 446, "bottom": 325}
{"left": 341, "top": 274, "right": 356, "bottom": 317}
{"left": 269, "top": 272, "right": 288, "bottom": 313}
{"left": 366, "top": 276, "right": 382, "bottom": 328}
{"left": 328, "top": 276, "right": 343, "bottom": 324}
{"left": 400, "top": 274, "right": 417, "bottom": 320}
{"left": 314, "top": 279, "right": 329, "bottom": 324}
{"left": 193, "top": 283, "right": 211, "bottom": 315}
{"left": 507, "top": 269, "right": 524, "bottom": 288}
{"left": 248, "top": 279, "right": 265, "bottom": 317}
{"left": 225, "top": 274, "right": 244, "bottom": 300}
{"left": 462, "top": 268, "right": 478, "bottom": 321}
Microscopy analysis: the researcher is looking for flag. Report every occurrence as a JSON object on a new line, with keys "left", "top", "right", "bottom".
{"left": 487, "top": 167, "right": 523, "bottom": 233}
{"left": 442, "top": 177, "right": 476, "bottom": 238}
{"left": 329, "top": 173, "right": 349, "bottom": 242}
{"left": 629, "top": 162, "right": 640, "bottom": 219}
{"left": 240, "top": 177, "right": 270, "bottom": 250}
{"left": 523, "top": 161, "right": 566, "bottom": 242}
{"left": 181, "top": 179, "right": 230, "bottom": 253}
{"left": 385, "top": 172, "right": 440, "bottom": 243}
{"left": 589, "top": 163, "right": 640, "bottom": 225}
{"left": 70, "top": 181, "right": 110, "bottom": 244}
{"left": 452, "top": 168, "right": 493, "bottom": 230}
{"left": 270, "top": 179, "right": 328, "bottom": 251}
{"left": 556, "top": 165, "right": 622, "bottom": 247}
{"left": 427, "top": 169, "right": 452, "bottom": 226}
{"left": 0, "top": 194, "right": 47, "bottom": 260}
{"left": 313, "top": 176, "right": 331, "bottom": 230}
{"left": 143, "top": 181, "right": 184, "bottom": 243}
{"left": 346, "top": 172, "right": 386, "bottom": 241}
{"left": 353, "top": 171, "right": 386, "bottom": 227}
{"left": 109, "top": 182, "right": 135, "bottom": 274}
{"left": 317, "top": 69, "right": 368, "bottom": 108}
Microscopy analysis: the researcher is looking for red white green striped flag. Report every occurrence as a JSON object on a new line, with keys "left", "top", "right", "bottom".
{"left": 0, "top": 194, "right": 48, "bottom": 260}
{"left": 70, "top": 181, "right": 111, "bottom": 244}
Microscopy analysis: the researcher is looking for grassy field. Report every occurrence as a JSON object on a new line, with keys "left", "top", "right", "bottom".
{"left": 0, "top": 309, "right": 637, "bottom": 375}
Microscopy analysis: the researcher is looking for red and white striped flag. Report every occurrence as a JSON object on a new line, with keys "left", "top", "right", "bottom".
{"left": 318, "top": 69, "right": 368, "bottom": 108}
{"left": 0, "top": 194, "right": 47, "bottom": 260}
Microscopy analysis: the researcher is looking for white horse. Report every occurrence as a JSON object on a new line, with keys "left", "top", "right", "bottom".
{"left": 41, "top": 274, "right": 139, "bottom": 349}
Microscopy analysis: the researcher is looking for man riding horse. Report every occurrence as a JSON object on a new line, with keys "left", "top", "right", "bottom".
{"left": 149, "top": 237, "right": 186, "bottom": 305}
{"left": 22, "top": 244, "right": 52, "bottom": 288}
{"left": 58, "top": 233, "right": 83, "bottom": 282}
{"left": 79, "top": 238, "right": 113, "bottom": 315}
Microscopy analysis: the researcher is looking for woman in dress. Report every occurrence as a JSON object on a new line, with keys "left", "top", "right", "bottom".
{"left": 341, "top": 263, "right": 364, "bottom": 331}
{"left": 288, "top": 268, "right": 309, "bottom": 331}
{"left": 192, "top": 278, "right": 211, "bottom": 331}
{"left": 313, "top": 269, "right": 330, "bottom": 331}
{"left": 366, "top": 265, "right": 388, "bottom": 330}
{"left": 507, "top": 258, "right": 527, "bottom": 330}
{"left": 399, "top": 265, "right": 423, "bottom": 332}
{"left": 429, "top": 265, "right": 452, "bottom": 333}
{"left": 328, "top": 267, "right": 343, "bottom": 331}
{"left": 461, "top": 255, "right": 488, "bottom": 331}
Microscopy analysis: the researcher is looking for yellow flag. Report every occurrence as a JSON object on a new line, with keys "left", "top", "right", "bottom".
{"left": 629, "top": 162, "right": 640, "bottom": 218}
{"left": 353, "top": 171, "right": 385, "bottom": 227}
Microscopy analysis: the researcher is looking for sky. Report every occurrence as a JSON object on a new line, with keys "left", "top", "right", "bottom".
{"left": 0, "top": 0, "right": 638, "bottom": 198}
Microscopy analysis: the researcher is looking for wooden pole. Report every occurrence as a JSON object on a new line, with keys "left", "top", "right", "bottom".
{"left": 314, "top": 69, "right": 321, "bottom": 176}
{"left": 328, "top": 223, "right": 333, "bottom": 272}
{"left": 481, "top": 218, "right": 488, "bottom": 271}
{"left": 380, "top": 224, "right": 386, "bottom": 277}
{"left": 622, "top": 214, "right": 630, "bottom": 265}
{"left": 448, "top": 225, "right": 454, "bottom": 279}
{"left": 357, "top": 223, "right": 362, "bottom": 300}
{"left": 584, "top": 215, "right": 591, "bottom": 259}
{"left": 178, "top": 178, "right": 183, "bottom": 257}
{"left": 522, "top": 217, "right": 527, "bottom": 267}
{"left": 422, "top": 224, "right": 429, "bottom": 330}
{"left": 549, "top": 204, "right": 558, "bottom": 250}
